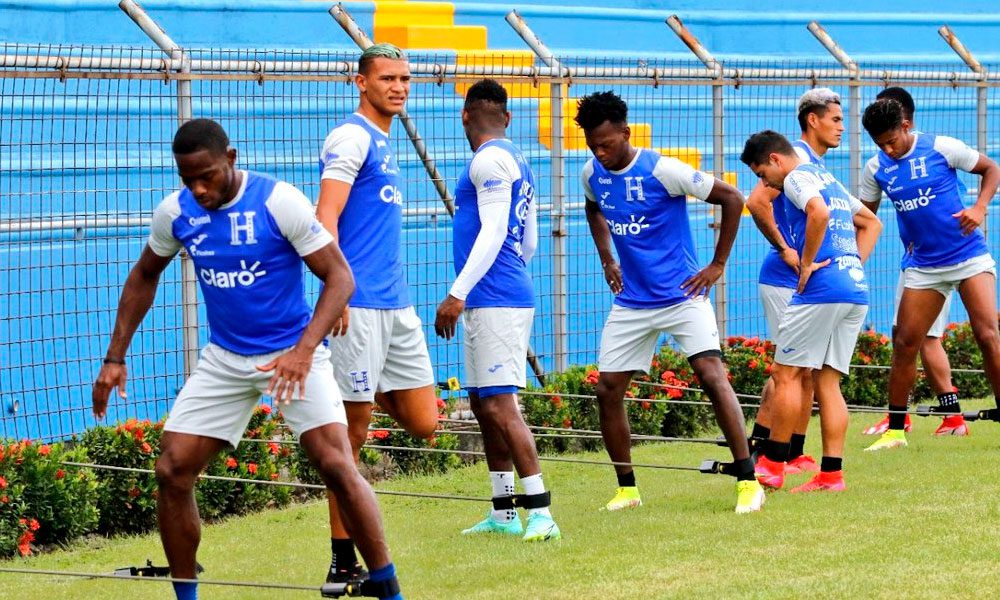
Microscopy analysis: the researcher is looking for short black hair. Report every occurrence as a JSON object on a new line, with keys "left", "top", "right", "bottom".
{"left": 464, "top": 78, "right": 507, "bottom": 111}
{"left": 740, "top": 130, "right": 795, "bottom": 166}
{"left": 876, "top": 86, "right": 915, "bottom": 120}
{"left": 862, "top": 98, "right": 905, "bottom": 138}
{"left": 172, "top": 118, "right": 229, "bottom": 156}
{"left": 574, "top": 91, "right": 628, "bottom": 132}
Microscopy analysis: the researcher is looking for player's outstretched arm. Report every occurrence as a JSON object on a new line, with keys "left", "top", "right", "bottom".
{"left": 260, "top": 241, "right": 354, "bottom": 405}
{"left": 954, "top": 153, "right": 1000, "bottom": 235}
{"left": 746, "top": 179, "right": 798, "bottom": 271}
{"left": 681, "top": 179, "right": 744, "bottom": 297}
{"left": 92, "top": 246, "right": 173, "bottom": 419}
{"left": 584, "top": 199, "right": 622, "bottom": 295}
{"left": 852, "top": 204, "right": 883, "bottom": 263}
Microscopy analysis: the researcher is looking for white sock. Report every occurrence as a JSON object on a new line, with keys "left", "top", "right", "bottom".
{"left": 520, "top": 473, "right": 551, "bottom": 517}
{"left": 489, "top": 471, "right": 516, "bottom": 523}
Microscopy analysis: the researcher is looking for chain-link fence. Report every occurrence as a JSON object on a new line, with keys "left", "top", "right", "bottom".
{"left": 2, "top": 42, "right": 998, "bottom": 441}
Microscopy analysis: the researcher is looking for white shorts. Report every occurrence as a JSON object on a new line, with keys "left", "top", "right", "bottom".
{"left": 759, "top": 284, "right": 794, "bottom": 342}
{"left": 598, "top": 298, "right": 721, "bottom": 373}
{"left": 328, "top": 306, "right": 435, "bottom": 402}
{"left": 903, "top": 254, "right": 996, "bottom": 296}
{"left": 776, "top": 303, "right": 867, "bottom": 375}
{"left": 462, "top": 307, "right": 534, "bottom": 391}
{"left": 164, "top": 343, "right": 346, "bottom": 448}
{"left": 893, "top": 271, "right": 953, "bottom": 338}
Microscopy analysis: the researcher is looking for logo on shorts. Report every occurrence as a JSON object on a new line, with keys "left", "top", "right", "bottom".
{"left": 349, "top": 370, "right": 371, "bottom": 393}
{"left": 487, "top": 364, "right": 503, "bottom": 373}
{"left": 781, "top": 348, "right": 796, "bottom": 354}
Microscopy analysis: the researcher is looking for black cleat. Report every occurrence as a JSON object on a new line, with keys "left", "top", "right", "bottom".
{"left": 326, "top": 560, "right": 368, "bottom": 585}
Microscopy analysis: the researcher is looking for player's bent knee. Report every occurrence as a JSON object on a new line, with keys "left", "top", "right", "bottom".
{"left": 154, "top": 455, "right": 197, "bottom": 491}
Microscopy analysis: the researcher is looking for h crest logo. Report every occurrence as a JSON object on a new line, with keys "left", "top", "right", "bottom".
{"left": 623, "top": 176, "right": 645, "bottom": 202}
{"left": 228, "top": 211, "right": 257, "bottom": 246}
{"left": 349, "top": 371, "right": 371, "bottom": 393}
{"left": 909, "top": 156, "right": 928, "bottom": 180}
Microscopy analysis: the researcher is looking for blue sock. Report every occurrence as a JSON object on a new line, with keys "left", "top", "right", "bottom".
{"left": 369, "top": 562, "right": 403, "bottom": 600}
{"left": 172, "top": 581, "right": 198, "bottom": 600}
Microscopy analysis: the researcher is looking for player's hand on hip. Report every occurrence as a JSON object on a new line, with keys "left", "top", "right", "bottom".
{"left": 257, "top": 348, "right": 312, "bottom": 405}
{"left": 780, "top": 247, "right": 801, "bottom": 274}
{"left": 681, "top": 262, "right": 724, "bottom": 298}
{"left": 602, "top": 261, "right": 623, "bottom": 295}
{"left": 952, "top": 205, "right": 986, "bottom": 235}
{"left": 434, "top": 295, "right": 464, "bottom": 340}
{"left": 92, "top": 363, "right": 127, "bottom": 420}
{"left": 796, "top": 258, "right": 831, "bottom": 294}
{"left": 331, "top": 306, "right": 350, "bottom": 336}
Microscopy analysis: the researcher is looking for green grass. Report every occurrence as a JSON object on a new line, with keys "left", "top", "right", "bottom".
{"left": 3, "top": 406, "right": 1000, "bottom": 600}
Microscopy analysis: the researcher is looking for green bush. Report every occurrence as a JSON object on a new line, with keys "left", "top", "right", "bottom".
{"left": 942, "top": 322, "right": 991, "bottom": 399}
{"left": 841, "top": 329, "right": 894, "bottom": 407}
{"left": 79, "top": 418, "right": 162, "bottom": 535}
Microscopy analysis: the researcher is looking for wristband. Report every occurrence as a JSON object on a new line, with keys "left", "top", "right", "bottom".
{"left": 103, "top": 357, "right": 126, "bottom": 365}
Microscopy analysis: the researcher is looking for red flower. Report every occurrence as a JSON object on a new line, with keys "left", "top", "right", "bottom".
{"left": 624, "top": 389, "right": 636, "bottom": 398}
{"left": 754, "top": 346, "right": 767, "bottom": 356}
{"left": 372, "top": 430, "right": 390, "bottom": 440}
{"left": 640, "top": 401, "right": 651, "bottom": 410}
{"left": 0, "top": 495, "right": 8, "bottom": 504}
{"left": 667, "top": 388, "right": 683, "bottom": 399}
{"left": 140, "top": 442, "right": 153, "bottom": 454}
{"left": 270, "top": 473, "right": 279, "bottom": 480}
{"left": 128, "top": 487, "right": 141, "bottom": 499}
{"left": 268, "top": 442, "right": 281, "bottom": 455}
{"left": 225, "top": 456, "right": 238, "bottom": 469}
{"left": 947, "top": 322, "right": 958, "bottom": 331}
{"left": 879, "top": 335, "right": 889, "bottom": 345}
{"left": 0, "top": 476, "right": 6, "bottom": 489}
{"left": 551, "top": 395, "right": 563, "bottom": 408}
{"left": 562, "top": 418, "right": 573, "bottom": 428}
{"left": 428, "top": 435, "right": 438, "bottom": 447}
{"left": 247, "top": 463, "right": 258, "bottom": 475}
{"left": 54, "top": 470, "right": 65, "bottom": 480}
{"left": 259, "top": 404, "right": 272, "bottom": 415}
{"left": 435, "top": 398, "right": 446, "bottom": 409}
{"left": 38, "top": 445, "right": 51, "bottom": 457}
{"left": 764, "top": 364, "right": 773, "bottom": 375}
{"left": 749, "top": 359, "right": 759, "bottom": 370}
{"left": 660, "top": 370, "right": 676, "bottom": 382}
{"left": 584, "top": 369, "right": 600, "bottom": 385}
{"left": 18, "top": 530, "right": 34, "bottom": 556}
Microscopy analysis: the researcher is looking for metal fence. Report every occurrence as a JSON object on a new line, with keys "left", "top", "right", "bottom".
{"left": 2, "top": 6, "right": 999, "bottom": 441}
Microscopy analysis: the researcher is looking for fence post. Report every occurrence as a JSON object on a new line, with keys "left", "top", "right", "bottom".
{"left": 665, "top": 15, "right": 728, "bottom": 340}
{"left": 807, "top": 22, "right": 861, "bottom": 197}
{"left": 505, "top": 10, "right": 567, "bottom": 375}
{"left": 119, "top": 0, "right": 199, "bottom": 378}
{"left": 939, "top": 25, "right": 989, "bottom": 234}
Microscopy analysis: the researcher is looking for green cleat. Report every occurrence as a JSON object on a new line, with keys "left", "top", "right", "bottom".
{"left": 864, "top": 429, "right": 908, "bottom": 452}
{"left": 735, "top": 479, "right": 765, "bottom": 514}
{"left": 461, "top": 512, "right": 523, "bottom": 536}
{"left": 522, "top": 512, "right": 561, "bottom": 542}
{"left": 602, "top": 486, "right": 642, "bottom": 511}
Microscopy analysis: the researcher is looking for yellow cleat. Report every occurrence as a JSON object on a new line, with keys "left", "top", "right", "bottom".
{"left": 602, "top": 486, "right": 642, "bottom": 511}
{"left": 735, "top": 479, "right": 765, "bottom": 514}
{"left": 864, "top": 429, "right": 908, "bottom": 452}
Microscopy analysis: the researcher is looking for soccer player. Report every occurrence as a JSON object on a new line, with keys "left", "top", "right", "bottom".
{"left": 575, "top": 90, "right": 765, "bottom": 514}
{"left": 745, "top": 88, "right": 845, "bottom": 475}
{"left": 91, "top": 119, "right": 403, "bottom": 600}
{"left": 316, "top": 44, "right": 438, "bottom": 583}
{"left": 742, "top": 130, "right": 881, "bottom": 492}
{"left": 860, "top": 87, "right": 966, "bottom": 437}
{"left": 860, "top": 98, "right": 1000, "bottom": 452}
{"left": 434, "top": 79, "right": 560, "bottom": 541}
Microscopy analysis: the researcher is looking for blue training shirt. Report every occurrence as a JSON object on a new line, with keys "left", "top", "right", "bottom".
{"left": 758, "top": 140, "right": 825, "bottom": 289}
{"left": 452, "top": 139, "right": 536, "bottom": 308}
{"left": 582, "top": 149, "right": 716, "bottom": 309}
{"left": 319, "top": 113, "right": 410, "bottom": 309}
{"left": 148, "top": 171, "right": 334, "bottom": 355}
{"left": 782, "top": 163, "right": 869, "bottom": 306}
{"left": 860, "top": 132, "right": 987, "bottom": 269}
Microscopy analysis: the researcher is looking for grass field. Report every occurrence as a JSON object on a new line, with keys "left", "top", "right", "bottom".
{"left": 2, "top": 406, "right": 1000, "bottom": 599}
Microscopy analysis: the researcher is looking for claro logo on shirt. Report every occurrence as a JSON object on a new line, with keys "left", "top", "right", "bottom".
{"left": 606, "top": 215, "right": 650, "bottom": 236}
{"left": 379, "top": 184, "right": 403, "bottom": 205}
{"left": 200, "top": 260, "right": 267, "bottom": 288}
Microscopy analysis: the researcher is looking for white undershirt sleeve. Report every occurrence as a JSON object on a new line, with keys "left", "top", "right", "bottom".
{"left": 521, "top": 199, "right": 538, "bottom": 263}
{"left": 934, "top": 135, "right": 981, "bottom": 172}
{"left": 652, "top": 156, "right": 716, "bottom": 200}
{"left": 266, "top": 181, "right": 335, "bottom": 256}
{"left": 581, "top": 159, "right": 596, "bottom": 202}
{"left": 147, "top": 192, "right": 183, "bottom": 258}
{"left": 449, "top": 147, "right": 517, "bottom": 300}
{"left": 783, "top": 169, "right": 826, "bottom": 211}
{"left": 319, "top": 123, "right": 370, "bottom": 185}
{"left": 858, "top": 155, "right": 882, "bottom": 202}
